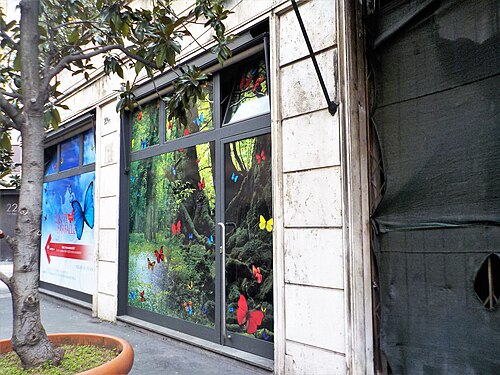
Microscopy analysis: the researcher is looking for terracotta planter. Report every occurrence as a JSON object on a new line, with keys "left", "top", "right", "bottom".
{"left": 0, "top": 333, "right": 134, "bottom": 374}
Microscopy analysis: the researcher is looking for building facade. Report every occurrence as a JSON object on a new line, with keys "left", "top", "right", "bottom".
{"left": 36, "top": 0, "right": 500, "bottom": 374}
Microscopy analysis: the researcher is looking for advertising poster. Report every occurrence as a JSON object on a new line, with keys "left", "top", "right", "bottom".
{"left": 40, "top": 171, "right": 95, "bottom": 294}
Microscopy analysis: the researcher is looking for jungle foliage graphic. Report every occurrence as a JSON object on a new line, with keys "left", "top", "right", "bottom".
{"left": 128, "top": 62, "right": 273, "bottom": 341}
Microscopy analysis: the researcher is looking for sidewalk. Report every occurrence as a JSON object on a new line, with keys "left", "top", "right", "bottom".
{"left": 0, "top": 263, "right": 271, "bottom": 375}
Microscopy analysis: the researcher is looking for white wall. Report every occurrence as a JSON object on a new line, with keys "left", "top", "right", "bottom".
{"left": 272, "top": 0, "right": 348, "bottom": 373}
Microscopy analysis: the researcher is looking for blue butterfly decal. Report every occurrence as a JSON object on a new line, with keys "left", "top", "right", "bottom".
{"left": 228, "top": 307, "right": 234, "bottom": 313}
{"left": 188, "top": 233, "right": 193, "bottom": 239}
{"left": 263, "top": 329, "right": 270, "bottom": 341}
{"left": 231, "top": 172, "right": 239, "bottom": 183}
{"left": 131, "top": 175, "right": 136, "bottom": 183}
{"left": 140, "top": 139, "right": 148, "bottom": 149}
{"left": 71, "top": 181, "right": 94, "bottom": 240}
{"left": 207, "top": 235, "right": 214, "bottom": 245}
{"left": 201, "top": 305, "right": 207, "bottom": 315}
{"left": 129, "top": 291, "right": 136, "bottom": 300}
{"left": 193, "top": 112, "right": 204, "bottom": 127}
{"left": 171, "top": 165, "right": 176, "bottom": 176}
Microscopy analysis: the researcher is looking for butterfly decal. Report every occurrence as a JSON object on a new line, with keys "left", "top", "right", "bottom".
{"left": 228, "top": 307, "right": 234, "bottom": 313}
{"left": 44, "top": 214, "right": 47, "bottom": 221}
{"left": 231, "top": 172, "right": 239, "bottom": 183}
{"left": 155, "top": 246, "right": 165, "bottom": 263}
{"left": 131, "top": 175, "right": 136, "bottom": 183}
{"left": 262, "top": 329, "right": 271, "bottom": 341}
{"left": 137, "top": 111, "right": 143, "bottom": 122}
{"left": 140, "top": 291, "right": 146, "bottom": 302}
{"left": 183, "top": 301, "right": 193, "bottom": 314}
{"left": 201, "top": 304, "right": 207, "bottom": 315}
{"left": 131, "top": 139, "right": 135, "bottom": 148}
{"left": 197, "top": 178, "right": 205, "bottom": 191}
{"left": 188, "top": 233, "right": 193, "bottom": 240}
{"left": 71, "top": 182, "right": 94, "bottom": 240}
{"left": 236, "top": 294, "right": 264, "bottom": 334}
{"left": 147, "top": 258, "right": 156, "bottom": 271}
{"left": 184, "top": 129, "right": 190, "bottom": 136}
{"left": 193, "top": 112, "right": 205, "bottom": 127}
{"left": 252, "top": 76, "right": 265, "bottom": 92}
{"left": 187, "top": 281, "right": 193, "bottom": 290}
{"left": 255, "top": 150, "right": 266, "bottom": 164}
{"left": 172, "top": 220, "right": 181, "bottom": 235}
{"left": 66, "top": 208, "right": 75, "bottom": 224}
{"left": 195, "top": 158, "right": 200, "bottom": 164}
{"left": 261, "top": 306, "right": 267, "bottom": 313}
{"left": 252, "top": 265, "right": 263, "bottom": 284}
{"left": 207, "top": 235, "right": 214, "bottom": 245}
{"left": 167, "top": 122, "right": 174, "bottom": 130}
{"left": 171, "top": 165, "right": 176, "bottom": 176}
{"left": 129, "top": 291, "right": 136, "bottom": 300}
{"left": 259, "top": 215, "right": 273, "bottom": 232}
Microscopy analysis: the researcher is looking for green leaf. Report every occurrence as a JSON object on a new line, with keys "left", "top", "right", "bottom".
{"left": 13, "top": 53, "right": 20, "bottom": 71}
{"left": 115, "top": 64, "right": 124, "bottom": 79}
{"left": 0, "top": 134, "right": 11, "bottom": 150}
{"left": 68, "top": 28, "right": 79, "bottom": 44}
{"left": 134, "top": 61, "right": 144, "bottom": 75}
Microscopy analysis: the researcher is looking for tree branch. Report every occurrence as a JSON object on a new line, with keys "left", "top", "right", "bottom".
{"left": 0, "top": 29, "right": 19, "bottom": 50}
{"left": 0, "top": 270, "right": 10, "bottom": 289}
{"left": 44, "top": 44, "right": 158, "bottom": 92}
{"left": 0, "top": 93, "right": 23, "bottom": 130}
{"left": 0, "top": 112, "right": 18, "bottom": 131}
{"left": 0, "top": 89, "right": 22, "bottom": 100}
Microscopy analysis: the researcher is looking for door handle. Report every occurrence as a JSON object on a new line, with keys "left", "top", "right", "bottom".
{"left": 217, "top": 222, "right": 231, "bottom": 340}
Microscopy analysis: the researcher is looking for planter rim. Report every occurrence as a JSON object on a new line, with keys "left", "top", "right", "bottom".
{"left": 0, "top": 332, "right": 134, "bottom": 375}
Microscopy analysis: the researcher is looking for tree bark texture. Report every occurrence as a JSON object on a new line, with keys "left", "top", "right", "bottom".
{"left": 9, "top": 0, "right": 63, "bottom": 368}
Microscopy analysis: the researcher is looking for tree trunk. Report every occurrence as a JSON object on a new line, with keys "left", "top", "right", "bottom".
{"left": 9, "top": 0, "right": 63, "bottom": 368}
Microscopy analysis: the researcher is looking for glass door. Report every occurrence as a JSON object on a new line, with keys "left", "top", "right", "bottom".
{"left": 219, "top": 132, "right": 273, "bottom": 358}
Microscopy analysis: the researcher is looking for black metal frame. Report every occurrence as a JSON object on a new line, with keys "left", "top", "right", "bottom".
{"left": 117, "top": 29, "right": 274, "bottom": 360}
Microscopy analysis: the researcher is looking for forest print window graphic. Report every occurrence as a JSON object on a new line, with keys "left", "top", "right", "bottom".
{"left": 224, "top": 59, "right": 269, "bottom": 124}
{"left": 128, "top": 142, "right": 217, "bottom": 327}
{"left": 131, "top": 100, "right": 160, "bottom": 151}
{"left": 165, "top": 82, "right": 213, "bottom": 141}
{"left": 224, "top": 134, "right": 273, "bottom": 342}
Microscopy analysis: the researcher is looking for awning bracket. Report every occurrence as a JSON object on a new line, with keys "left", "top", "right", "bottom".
{"left": 291, "top": 0, "right": 338, "bottom": 116}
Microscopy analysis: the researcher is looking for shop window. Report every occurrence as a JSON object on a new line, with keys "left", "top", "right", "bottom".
{"left": 165, "top": 81, "right": 214, "bottom": 141}
{"left": 223, "top": 58, "right": 269, "bottom": 125}
{"left": 131, "top": 100, "right": 160, "bottom": 151}
{"left": 59, "top": 134, "right": 80, "bottom": 172}
{"left": 44, "top": 145, "right": 58, "bottom": 176}
{"left": 83, "top": 128, "right": 95, "bottom": 165}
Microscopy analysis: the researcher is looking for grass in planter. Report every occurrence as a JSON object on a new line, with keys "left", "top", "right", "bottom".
{"left": 0, "top": 344, "right": 119, "bottom": 375}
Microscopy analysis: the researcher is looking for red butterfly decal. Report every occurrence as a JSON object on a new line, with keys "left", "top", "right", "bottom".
{"left": 197, "top": 178, "right": 205, "bottom": 191}
{"left": 137, "top": 112, "right": 143, "bottom": 122}
{"left": 155, "top": 246, "right": 165, "bottom": 263}
{"left": 252, "top": 265, "right": 263, "bottom": 284}
{"left": 236, "top": 294, "right": 264, "bottom": 334}
{"left": 184, "top": 129, "right": 190, "bottom": 136}
{"left": 66, "top": 208, "right": 74, "bottom": 223}
{"left": 140, "top": 290, "right": 146, "bottom": 302}
{"left": 167, "top": 122, "right": 174, "bottom": 130}
{"left": 195, "top": 158, "right": 200, "bottom": 164}
{"left": 172, "top": 220, "right": 181, "bottom": 235}
{"left": 255, "top": 150, "right": 266, "bottom": 164}
{"left": 252, "top": 76, "right": 265, "bottom": 92}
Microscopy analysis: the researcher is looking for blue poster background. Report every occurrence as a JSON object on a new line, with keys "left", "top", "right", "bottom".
{"left": 40, "top": 171, "right": 95, "bottom": 294}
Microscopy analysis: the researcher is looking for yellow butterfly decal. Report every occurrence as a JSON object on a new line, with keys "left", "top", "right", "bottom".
{"left": 131, "top": 139, "right": 135, "bottom": 148}
{"left": 259, "top": 215, "right": 273, "bottom": 232}
{"left": 187, "top": 281, "right": 193, "bottom": 290}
